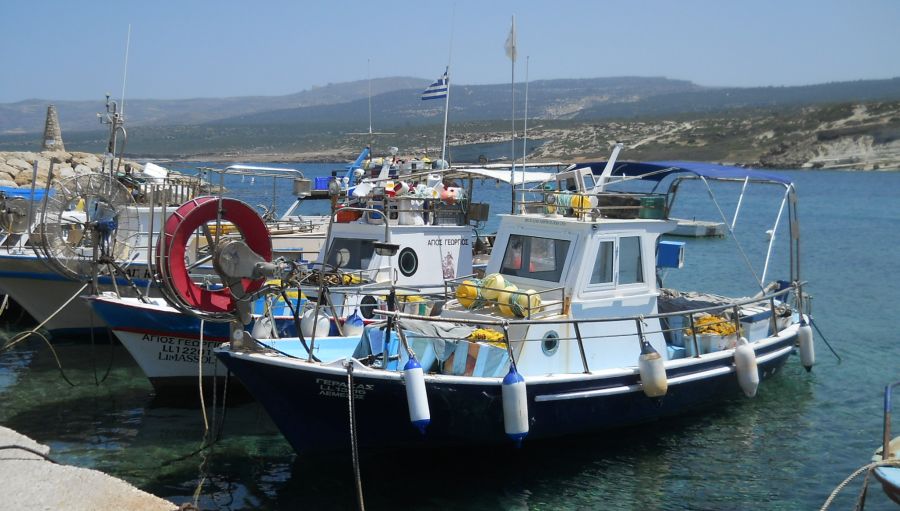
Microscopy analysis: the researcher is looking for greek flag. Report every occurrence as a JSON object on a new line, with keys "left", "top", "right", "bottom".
{"left": 421, "top": 68, "right": 449, "bottom": 100}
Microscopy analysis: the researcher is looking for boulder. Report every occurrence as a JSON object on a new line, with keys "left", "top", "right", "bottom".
{"left": 56, "top": 166, "right": 75, "bottom": 179}
{"left": 5, "top": 158, "right": 32, "bottom": 173}
{"left": 71, "top": 154, "right": 102, "bottom": 170}
{"left": 0, "top": 180, "right": 18, "bottom": 188}
{"left": 15, "top": 152, "right": 40, "bottom": 165}
{"left": 73, "top": 164, "right": 94, "bottom": 176}
{"left": 42, "top": 151, "right": 72, "bottom": 164}
{"left": 0, "top": 162, "right": 19, "bottom": 178}
{"left": 14, "top": 169, "right": 49, "bottom": 186}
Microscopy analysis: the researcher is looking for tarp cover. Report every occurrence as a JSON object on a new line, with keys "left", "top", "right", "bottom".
{"left": 570, "top": 160, "right": 791, "bottom": 185}
{"left": 0, "top": 186, "right": 49, "bottom": 201}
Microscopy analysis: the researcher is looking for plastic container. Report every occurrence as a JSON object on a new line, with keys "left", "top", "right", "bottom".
{"left": 638, "top": 196, "right": 666, "bottom": 219}
{"left": 314, "top": 176, "right": 330, "bottom": 190}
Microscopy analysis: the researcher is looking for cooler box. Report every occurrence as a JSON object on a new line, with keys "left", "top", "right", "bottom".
{"left": 740, "top": 305, "right": 773, "bottom": 341}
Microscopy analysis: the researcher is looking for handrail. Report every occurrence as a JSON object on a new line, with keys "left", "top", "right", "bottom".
{"left": 199, "top": 165, "right": 306, "bottom": 179}
{"left": 376, "top": 284, "right": 796, "bottom": 328}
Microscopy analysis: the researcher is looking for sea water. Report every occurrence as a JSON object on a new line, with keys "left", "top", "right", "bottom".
{"left": 1, "top": 165, "right": 899, "bottom": 510}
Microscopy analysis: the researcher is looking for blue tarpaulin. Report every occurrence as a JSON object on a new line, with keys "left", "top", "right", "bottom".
{"left": 574, "top": 160, "right": 791, "bottom": 185}
{"left": 0, "top": 186, "right": 49, "bottom": 201}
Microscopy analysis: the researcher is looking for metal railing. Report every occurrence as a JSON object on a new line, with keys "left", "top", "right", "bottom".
{"left": 374, "top": 284, "right": 801, "bottom": 375}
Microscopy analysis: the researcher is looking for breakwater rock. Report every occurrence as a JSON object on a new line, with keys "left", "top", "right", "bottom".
{"left": 0, "top": 150, "right": 145, "bottom": 188}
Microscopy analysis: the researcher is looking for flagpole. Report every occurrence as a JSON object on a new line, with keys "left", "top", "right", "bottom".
{"left": 441, "top": 68, "right": 450, "bottom": 165}
{"left": 521, "top": 55, "right": 529, "bottom": 211}
{"left": 509, "top": 15, "right": 516, "bottom": 214}
{"left": 441, "top": 7, "right": 454, "bottom": 166}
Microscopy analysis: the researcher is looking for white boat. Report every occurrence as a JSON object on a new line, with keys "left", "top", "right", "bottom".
{"left": 87, "top": 166, "right": 505, "bottom": 391}
{"left": 671, "top": 218, "right": 726, "bottom": 237}
{"left": 0, "top": 165, "right": 328, "bottom": 336}
{"left": 197, "top": 160, "right": 817, "bottom": 454}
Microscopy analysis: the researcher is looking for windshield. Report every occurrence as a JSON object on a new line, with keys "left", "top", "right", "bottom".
{"left": 500, "top": 234, "right": 570, "bottom": 282}
{"left": 326, "top": 237, "right": 376, "bottom": 270}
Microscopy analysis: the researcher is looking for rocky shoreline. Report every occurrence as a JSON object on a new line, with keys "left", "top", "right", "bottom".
{"left": 0, "top": 150, "right": 145, "bottom": 188}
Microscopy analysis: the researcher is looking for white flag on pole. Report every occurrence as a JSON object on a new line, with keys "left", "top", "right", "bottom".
{"left": 504, "top": 18, "right": 517, "bottom": 61}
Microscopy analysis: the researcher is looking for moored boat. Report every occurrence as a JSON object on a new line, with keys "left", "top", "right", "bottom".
{"left": 208, "top": 160, "right": 817, "bottom": 454}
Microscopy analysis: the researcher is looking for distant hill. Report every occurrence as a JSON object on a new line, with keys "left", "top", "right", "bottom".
{"left": 211, "top": 76, "right": 900, "bottom": 127}
{"left": 0, "top": 77, "right": 430, "bottom": 134}
{"left": 210, "top": 77, "right": 704, "bottom": 126}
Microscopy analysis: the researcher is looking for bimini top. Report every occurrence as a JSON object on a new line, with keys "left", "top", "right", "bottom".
{"left": 570, "top": 160, "right": 791, "bottom": 186}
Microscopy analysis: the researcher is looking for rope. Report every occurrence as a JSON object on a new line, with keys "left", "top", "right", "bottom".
{"left": 0, "top": 282, "right": 89, "bottom": 354}
{"left": 0, "top": 445, "right": 58, "bottom": 463}
{"left": 346, "top": 360, "right": 366, "bottom": 511}
{"left": 820, "top": 459, "right": 900, "bottom": 510}
{"left": 810, "top": 315, "right": 842, "bottom": 363}
{"left": 198, "top": 319, "right": 209, "bottom": 435}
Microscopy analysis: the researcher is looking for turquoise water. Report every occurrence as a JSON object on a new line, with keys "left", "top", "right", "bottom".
{"left": 1, "top": 166, "right": 899, "bottom": 509}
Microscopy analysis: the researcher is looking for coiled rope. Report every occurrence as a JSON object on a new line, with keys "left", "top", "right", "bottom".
{"left": 820, "top": 459, "right": 900, "bottom": 510}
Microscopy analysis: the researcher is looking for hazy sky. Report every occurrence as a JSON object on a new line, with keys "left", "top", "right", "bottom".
{"left": 2, "top": 0, "right": 898, "bottom": 102}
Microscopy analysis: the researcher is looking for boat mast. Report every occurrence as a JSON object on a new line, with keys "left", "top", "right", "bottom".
{"left": 506, "top": 15, "right": 517, "bottom": 213}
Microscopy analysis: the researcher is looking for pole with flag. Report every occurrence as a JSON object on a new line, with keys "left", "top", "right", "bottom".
{"left": 421, "top": 67, "right": 451, "bottom": 165}
{"left": 505, "top": 15, "right": 517, "bottom": 213}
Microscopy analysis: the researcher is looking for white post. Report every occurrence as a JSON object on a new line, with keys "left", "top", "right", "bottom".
{"left": 507, "top": 15, "right": 516, "bottom": 213}
{"left": 441, "top": 67, "right": 450, "bottom": 164}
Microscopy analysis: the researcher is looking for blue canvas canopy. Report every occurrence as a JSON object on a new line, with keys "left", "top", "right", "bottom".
{"left": 573, "top": 160, "right": 792, "bottom": 185}
{"left": 0, "top": 186, "right": 49, "bottom": 201}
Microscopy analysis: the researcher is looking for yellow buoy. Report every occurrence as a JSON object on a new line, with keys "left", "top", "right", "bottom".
{"left": 497, "top": 284, "right": 519, "bottom": 317}
{"left": 481, "top": 273, "right": 506, "bottom": 301}
{"left": 456, "top": 279, "right": 481, "bottom": 309}
{"left": 512, "top": 289, "right": 542, "bottom": 318}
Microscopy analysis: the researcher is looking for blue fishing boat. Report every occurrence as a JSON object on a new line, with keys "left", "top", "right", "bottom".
{"left": 202, "top": 160, "right": 816, "bottom": 453}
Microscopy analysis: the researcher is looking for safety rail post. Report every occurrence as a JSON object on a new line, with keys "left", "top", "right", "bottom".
{"left": 732, "top": 306, "right": 742, "bottom": 339}
{"left": 688, "top": 314, "right": 700, "bottom": 358}
{"left": 572, "top": 321, "right": 590, "bottom": 373}
{"left": 769, "top": 297, "right": 779, "bottom": 334}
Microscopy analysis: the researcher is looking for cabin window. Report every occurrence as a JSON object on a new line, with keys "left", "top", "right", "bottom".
{"left": 582, "top": 173, "right": 595, "bottom": 191}
{"left": 501, "top": 234, "right": 570, "bottom": 282}
{"left": 619, "top": 236, "right": 644, "bottom": 284}
{"left": 590, "top": 241, "right": 614, "bottom": 284}
{"left": 326, "top": 238, "right": 376, "bottom": 269}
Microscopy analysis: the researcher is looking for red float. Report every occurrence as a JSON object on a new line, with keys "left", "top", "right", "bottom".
{"left": 157, "top": 197, "right": 272, "bottom": 314}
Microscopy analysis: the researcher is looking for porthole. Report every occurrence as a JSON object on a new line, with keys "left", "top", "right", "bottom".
{"left": 541, "top": 330, "right": 560, "bottom": 356}
{"left": 360, "top": 295, "right": 378, "bottom": 319}
{"left": 398, "top": 247, "right": 418, "bottom": 277}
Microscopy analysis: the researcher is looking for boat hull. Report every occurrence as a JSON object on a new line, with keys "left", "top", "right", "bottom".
{"left": 0, "top": 254, "right": 156, "bottom": 336}
{"left": 89, "top": 295, "right": 232, "bottom": 391}
{"left": 216, "top": 331, "right": 797, "bottom": 454}
{"left": 874, "top": 466, "right": 900, "bottom": 505}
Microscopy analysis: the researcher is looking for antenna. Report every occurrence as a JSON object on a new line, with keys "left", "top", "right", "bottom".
{"left": 347, "top": 58, "right": 394, "bottom": 147}
{"left": 120, "top": 24, "right": 131, "bottom": 120}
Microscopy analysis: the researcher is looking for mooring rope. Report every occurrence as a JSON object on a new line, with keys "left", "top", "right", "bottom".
{"left": 820, "top": 459, "right": 900, "bottom": 510}
{"left": 346, "top": 360, "right": 366, "bottom": 511}
{"left": 198, "top": 319, "right": 209, "bottom": 435}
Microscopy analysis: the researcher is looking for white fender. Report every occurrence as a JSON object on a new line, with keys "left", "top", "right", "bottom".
{"left": 638, "top": 343, "right": 668, "bottom": 398}
{"left": 403, "top": 357, "right": 430, "bottom": 434}
{"left": 300, "top": 308, "right": 330, "bottom": 338}
{"left": 734, "top": 337, "right": 760, "bottom": 398}
{"left": 502, "top": 366, "right": 529, "bottom": 446}
{"left": 798, "top": 319, "right": 815, "bottom": 371}
{"left": 342, "top": 309, "right": 365, "bottom": 337}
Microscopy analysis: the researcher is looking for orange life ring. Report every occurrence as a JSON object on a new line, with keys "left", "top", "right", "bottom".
{"left": 157, "top": 197, "right": 272, "bottom": 314}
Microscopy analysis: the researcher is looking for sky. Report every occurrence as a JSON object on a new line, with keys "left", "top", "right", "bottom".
{"left": 2, "top": 0, "right": 899, "bottom": 103}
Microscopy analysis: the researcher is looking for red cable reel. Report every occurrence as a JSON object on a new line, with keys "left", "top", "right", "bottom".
{"left": 157, "top": 197, "right": 272, "bottom": 315}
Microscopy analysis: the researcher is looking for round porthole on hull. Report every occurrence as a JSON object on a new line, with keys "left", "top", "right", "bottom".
{"left": 399, "top": 247, "right": 418, "bottom": 277}
{"left": 542, "top": 330, "right": 560, "bottom": 356}
{"left": 360, "top": 295, "right": 378, "bottom": 319}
